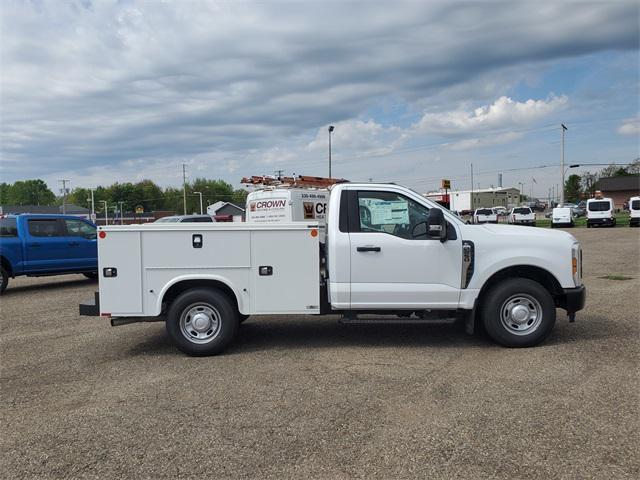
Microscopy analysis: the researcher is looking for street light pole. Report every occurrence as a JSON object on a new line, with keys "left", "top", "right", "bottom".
{"left": 182, "top": 163, "right": 188, "bottom": 215}
{"left": 100, "top": 200, "right": 108, "bottom": 226}
{"left": 194, "top": 191, "right": 203, "bottom": 215}
{"left": 118, "top": 201, "right": 125, "bottom": 225}
{"left": 560, "top": 124, "right": 568, "bottom": 206}
{"left": 328, "top": 125, "right": 335, "bottom": 178}
{"left": 58, "top": 179, "right": 70, "bottom": 214}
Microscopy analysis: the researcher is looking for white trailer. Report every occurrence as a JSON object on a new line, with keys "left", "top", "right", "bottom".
{"left": 81, "top": 182, "right": 586, "bottom": 356}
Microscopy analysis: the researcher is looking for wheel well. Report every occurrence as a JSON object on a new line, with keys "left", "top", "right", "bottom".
{"left": 479, "top": 265, "right": 563, "bottom": 302}
{"left": 0, "top": 256, "right": 12, "bottom": 276}
{"left": 161, "top": 280, "right": 239, "bottom": 313}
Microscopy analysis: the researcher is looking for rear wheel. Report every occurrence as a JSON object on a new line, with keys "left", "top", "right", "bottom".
{"left": 0, "top": 267, "right": 8, "bottom": 295}
{"left": 481, "top": 278, "right": 556, "bottom": 347}
{"left": 83, "top": 272, "right": 98, "bottom": 280}
{"left": 166, "top": 288, "right": 239, "bottom": 356}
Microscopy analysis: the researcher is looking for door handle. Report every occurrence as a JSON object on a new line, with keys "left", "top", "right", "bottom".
{"left": 357, "top": 246, "right": 381, "bottom": 252}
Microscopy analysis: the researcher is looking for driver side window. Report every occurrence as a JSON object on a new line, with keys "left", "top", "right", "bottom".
{"left": 357, "top": 191, "right": 429, "bottom": 240}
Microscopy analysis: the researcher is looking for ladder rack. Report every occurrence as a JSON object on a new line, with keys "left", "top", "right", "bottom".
{"left": 240, "top": 175, "right": 348, "bottom": 189}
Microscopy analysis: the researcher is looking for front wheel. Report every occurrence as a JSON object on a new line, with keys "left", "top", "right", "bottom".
{"left": 0, "top": 267, "right": 8, "bottom": 295}
{"left": 480, "top": 278, "right": 556, "bottom": 347}
{"left": 166, "top": 288, "right": 239, "bottom": 356}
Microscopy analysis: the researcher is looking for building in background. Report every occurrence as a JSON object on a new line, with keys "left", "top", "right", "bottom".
{"left": 206, "top": 201, "right": 245, "bottom": 222}
{"left": 425, "top": 187, "right": 521, "bottom": 213}
{"left": 594, "top": 176, "right": 640, "bottom": 209}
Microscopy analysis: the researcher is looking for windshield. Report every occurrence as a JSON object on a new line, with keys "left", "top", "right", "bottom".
{"left": 155, "top": 217, "right": 180, "bottom": 223}
{"left": 588, "top": 201, "right": 611, "bottom": 212}
{"left": 513, "top": 208, "right": 531, "bottom": 214}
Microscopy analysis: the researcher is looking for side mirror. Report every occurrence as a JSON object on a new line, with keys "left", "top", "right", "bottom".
{"left": 427, "top": 208, "right": 447, "bottom": 242}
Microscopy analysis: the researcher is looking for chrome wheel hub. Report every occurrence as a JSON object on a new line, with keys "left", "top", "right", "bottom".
{"left": 500, "top": 294, "right": 543, "bottom": 336}
{"left": 180, "top": 304, "right": 221, "bottom": 344}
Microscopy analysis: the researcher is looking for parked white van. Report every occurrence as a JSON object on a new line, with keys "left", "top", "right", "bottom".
{"left": 586, "top": 198, "right": 615, "bottom": 228}
{"left": 551, "top": 207, "right": 574, "bottom": 228}
{"left": 629, "top": 196, "right": 640, "bottom": 227}
{"left": 474, "top": 208, "right": 498, "bottom": 224}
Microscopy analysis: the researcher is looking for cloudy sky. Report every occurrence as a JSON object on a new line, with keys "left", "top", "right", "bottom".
{"left": 1, "top": 0, "right": 639, "bottom": 197}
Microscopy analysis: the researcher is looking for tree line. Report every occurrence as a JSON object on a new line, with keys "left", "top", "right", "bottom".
{"left": 0, "top": 178, "right": 248, "bottom": 214}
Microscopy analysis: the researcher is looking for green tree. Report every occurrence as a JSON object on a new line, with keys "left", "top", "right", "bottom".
{"left": 7, "top": 179, "right": 56, "bottom": 205}
{"left": 564, "top": 174, "right": 582, "bottom": 203}
{"left": 0, "top": 183, "right": 10, "bottom": 204}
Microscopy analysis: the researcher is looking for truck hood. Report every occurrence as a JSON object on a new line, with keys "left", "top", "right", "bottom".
{"left": 466, "top": 223, "right": 577, "bottom": 244}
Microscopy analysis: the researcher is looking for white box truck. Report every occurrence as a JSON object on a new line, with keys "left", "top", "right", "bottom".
{"left": 81, "top": 182, "right": 586, "bottom": 356}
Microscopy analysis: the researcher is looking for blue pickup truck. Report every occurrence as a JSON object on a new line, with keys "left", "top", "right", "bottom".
{"left": 0, "top": 214, "right": 98, "bottom": 294}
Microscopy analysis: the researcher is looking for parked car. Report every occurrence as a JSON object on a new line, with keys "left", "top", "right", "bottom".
{"left": 509, "top": 207, "right": 536, "bottom": 226}
{"left": 629, "top": 196, "right": 640, "bottom": 227}
{"left": 473, "top": 208, "right": 498, "bottom": 224}
{"left": 0, "top": 214, "right": 98, "bottom": 294}
{"left": 81, "top": 182, "right": 586, "bottom": 355}
{"left": 571, "top": 206, "right": 586, "bottom": 218}
{"left": 586, "top": 198, "right": 615, "bottom": 228}
{"left": 154, "top": 215, "right": 214, "bottom": 223}
{"left": 551, "top": 207, "right": 574, "bottom": 228}
{"left": 492, "top": 206, "right": 508, "bottom": 216}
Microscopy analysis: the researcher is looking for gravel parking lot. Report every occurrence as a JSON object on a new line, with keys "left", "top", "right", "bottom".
{"left": 1, "top": 228, "right": 639, "bottom": 479}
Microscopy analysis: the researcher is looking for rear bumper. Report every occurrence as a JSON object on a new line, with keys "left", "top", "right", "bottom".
{"left": 79, "top": 292, "right": 100, "bottom": 316}
{"left": 557, "top": 285, "right": 586, "bottom": 314}
{"left": 587, "top": 217, "right": 613, "bottom": 225}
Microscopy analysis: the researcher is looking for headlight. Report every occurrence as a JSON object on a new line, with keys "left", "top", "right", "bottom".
{"left": 572, "top": 243, "right": 582, "bottom": 286}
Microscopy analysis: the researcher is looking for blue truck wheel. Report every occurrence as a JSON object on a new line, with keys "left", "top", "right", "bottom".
{"left": 0, "top": 267, "right": 8, "bottom": 294}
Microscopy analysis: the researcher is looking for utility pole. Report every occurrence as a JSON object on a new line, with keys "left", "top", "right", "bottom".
{"left": 90, "top": 189, "right": 95, "bottom": 222}
{"left": 182, "top": 163, "right": 188, "bottom": 215}
{"left": 274, "top": 169, "right": 284, "bottom": 179}
{"left": 470, "top": 163, "right": 474, "bottom": 212}
{"left": 58, "top": 179, "right": 70, "bottom": 214}
{"left": 194, "top": 191, "right": 203, "bottom": 215}
{"left": 328, "top": 125, "right": 335, "bottom": 178}
{"left": 100, "top": 200, "right": 108, "bottom": 226}
{"left": 118, "top": 201, "right": 125, "bottom": 225}
{"left": 560, "top": 124, "right": 568, "bottom": 206}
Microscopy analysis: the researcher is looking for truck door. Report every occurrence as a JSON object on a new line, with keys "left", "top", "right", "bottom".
{"left": 24, "top": 218, "right": 68, "bottom": 272}
{"left": 347, "top": 190, "right": 462, "bottom": 309}
{"left": 61, "top": 218, "right": 98, "bottom": 270}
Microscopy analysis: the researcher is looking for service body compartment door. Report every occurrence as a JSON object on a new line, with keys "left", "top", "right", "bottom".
{"left": 250, "top": 228, "right": 319, "bottom": 314}
{"left": 98, "top": 231, "right": 143, "bottom": 315}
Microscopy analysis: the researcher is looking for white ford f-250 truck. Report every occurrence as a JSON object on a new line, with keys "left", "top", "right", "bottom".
{"left": 80, "top": 182, "right": 586, "bottom": 356}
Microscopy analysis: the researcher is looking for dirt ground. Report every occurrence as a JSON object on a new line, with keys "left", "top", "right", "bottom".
{"left": 1, "top": 228, "right": 639, "bottom": 479}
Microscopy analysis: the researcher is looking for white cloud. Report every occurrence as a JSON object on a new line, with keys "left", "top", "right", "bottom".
{"left": 618, "top": 117, "right": 640, "bottom": 136}
{"left": 447, "top": 132, "right": 524, "bottom": 150}
{"left": 415, "top": 95, "right": 568, "bottom": 135}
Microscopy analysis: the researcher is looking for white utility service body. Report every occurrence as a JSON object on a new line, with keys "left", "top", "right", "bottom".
{"left": 82, "top": 182, "right": 586, "bottom": 355}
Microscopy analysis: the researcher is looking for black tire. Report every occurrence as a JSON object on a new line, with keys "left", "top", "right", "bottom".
{"left": 0, "top": 267, "right": 8, "bottom": 295}
{"left": 166, "top": 288, "right": 239, "bottom": 356}
{"left": 83, "top": 272, "right": 98, "bottom": 280}
{"left": 480, "top": 278, "right": 556, "bottom": 348}
{"left": 587, "top": 223, "right": 591, "bottom": 228}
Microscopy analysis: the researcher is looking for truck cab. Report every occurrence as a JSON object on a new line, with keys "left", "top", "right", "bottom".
{"left": 81, "top": 182, "right": 586, "bottom": 356}
{"left": 0, "top": 214, "right": 98, "bottom": 294}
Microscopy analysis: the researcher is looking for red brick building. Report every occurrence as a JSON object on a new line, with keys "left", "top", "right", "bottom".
{"left": 595, "top": 176, "right": 640, "bottom": 209}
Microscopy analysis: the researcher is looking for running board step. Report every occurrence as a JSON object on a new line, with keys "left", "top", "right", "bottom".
{"left": 339, "top": 316, "right": 457, "bottom": 325}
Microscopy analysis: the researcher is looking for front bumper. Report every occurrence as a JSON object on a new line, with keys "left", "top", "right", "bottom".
{"left": 557, "top": 285, "right": 586, "bottom": 314}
